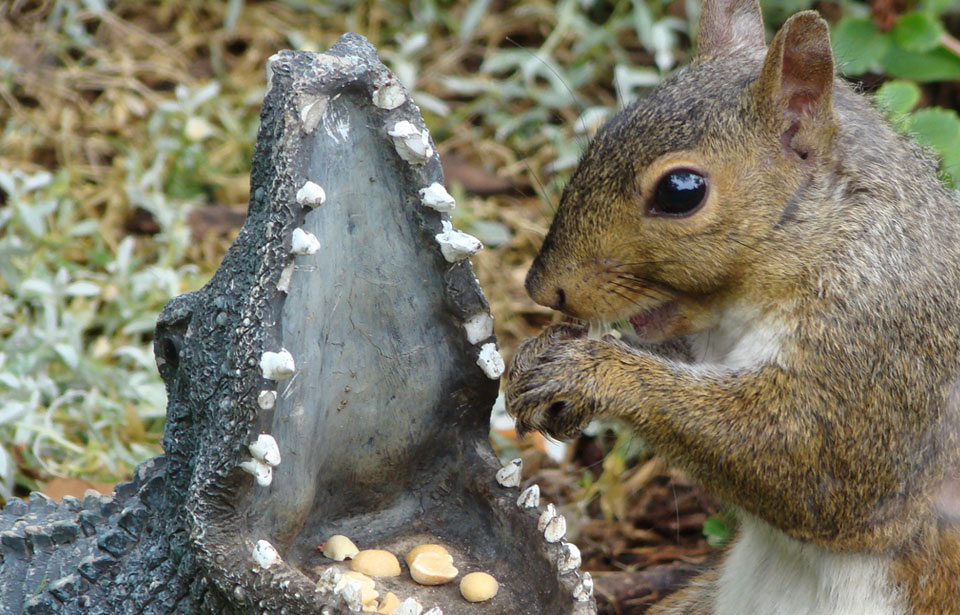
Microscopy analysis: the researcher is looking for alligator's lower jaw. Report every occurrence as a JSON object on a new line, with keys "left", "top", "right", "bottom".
{"left": 278, "top": 446, "right": 581, "bottom": 613}
{"left": 173, "top": 36, "right": 595, "bottom": 615}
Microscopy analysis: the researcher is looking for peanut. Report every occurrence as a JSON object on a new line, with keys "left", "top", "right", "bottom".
{"left": 460, "top": 572, "right": 498, "bottom": 602}
{"left": 351, "top": 549, "right": 402, "bottom": 577}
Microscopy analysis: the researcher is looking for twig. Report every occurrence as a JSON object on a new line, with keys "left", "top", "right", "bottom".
{"left": 941, "top": 32, "right": 960, "bottom": 59}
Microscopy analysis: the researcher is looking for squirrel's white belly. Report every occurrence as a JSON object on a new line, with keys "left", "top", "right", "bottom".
{"left": 714, "top": 517, "right": 904, "bottom": 615}
{"left": 687, "top": 304, "right": 787, "bottom": 371}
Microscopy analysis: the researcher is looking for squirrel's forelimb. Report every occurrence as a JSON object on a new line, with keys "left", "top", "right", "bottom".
{"left": 506, "top": 322, "right": 949, "bottom": 554}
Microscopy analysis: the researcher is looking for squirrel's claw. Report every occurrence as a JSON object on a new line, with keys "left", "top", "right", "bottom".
{"left": 505, "top": 335, "right": 602, "bottom": 441}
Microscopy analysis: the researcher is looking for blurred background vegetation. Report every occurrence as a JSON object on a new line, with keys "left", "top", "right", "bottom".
{"left": 0, "top": 0, "right": 958, "bottom": 517}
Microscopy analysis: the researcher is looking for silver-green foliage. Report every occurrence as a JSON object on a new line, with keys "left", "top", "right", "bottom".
{"left": 0, "top": 82, "right": 223, "bottom": 497}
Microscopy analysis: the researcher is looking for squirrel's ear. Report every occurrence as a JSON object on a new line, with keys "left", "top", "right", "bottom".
{"left": 754, "top": 12, "right": 835, "bottom": 158}
{"left": 696, "top": 0, "right": 766, "bottom": 59}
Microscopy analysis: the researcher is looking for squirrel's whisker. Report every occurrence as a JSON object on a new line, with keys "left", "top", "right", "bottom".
{"left": 504, "top": 36, "right": 589, "bottom": 151}
{"left": 524, "top": 159, "right": 556, "bottom": 214}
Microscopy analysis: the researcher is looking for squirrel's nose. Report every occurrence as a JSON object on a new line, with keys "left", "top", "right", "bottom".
{"left": 534, "top": 286, "right": 566, "bottom": 312}
{"left": 550, "top": 288, "right": 566, "bottom": 311}
{"left": 525, "top": 268, "right": 566, "bottom": 311}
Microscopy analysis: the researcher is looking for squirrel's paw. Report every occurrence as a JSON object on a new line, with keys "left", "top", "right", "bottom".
{"left": 506, "top": 332, "right": 618, "bottom": 440}
{"left": 507, "top": 322, "right": 588, "bottom": 382}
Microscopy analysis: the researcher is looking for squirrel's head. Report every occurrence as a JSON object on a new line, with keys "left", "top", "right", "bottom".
{"left": 526, "top": 0, "right": 837, "bottom": 341}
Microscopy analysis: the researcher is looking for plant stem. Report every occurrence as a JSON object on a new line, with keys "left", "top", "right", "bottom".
{"left": 941, "top": 32, "right": 960, "bottom": 59}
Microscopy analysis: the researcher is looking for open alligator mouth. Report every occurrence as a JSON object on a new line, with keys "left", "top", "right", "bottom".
{"left": 154, "top": 35, "right": 596, "bottom": 614}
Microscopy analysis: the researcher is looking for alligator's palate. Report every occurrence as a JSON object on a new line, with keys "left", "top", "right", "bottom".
{"left": 0, "top": 35, "right": 595, "bottom": 614}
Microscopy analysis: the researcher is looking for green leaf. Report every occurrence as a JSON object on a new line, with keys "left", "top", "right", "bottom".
{"left": 920, "top": 0, "right": 960, "bottom": 15}
{"left": 941, "top": 146, "right": 960, "bottom": 187}
{"left": 54, "top": 343, "right": 80, "bottom": 370}
{"left": 906, "top": 108, "right": 960, "bottom": 186}
{"left": 880, "top": 46, "right": 960, "bottom": 82}
{"left": 65, "top": 281, "right": 101, "bottom": 297}
{"left": 459, "top": 0, "right": 491, "bottom": 43}
{"left": 874, "top": 80, "right": 922, "bottom": 117}
{"left": 703, "top": 513, "right": 736, "bottom": 547}
{"left": 907, "top": 108, "right": 960, "bottom": 154}
{"left": 832, "top": 18, "right": 889, "bottom": 75}
{"left": 892, "top": 12, "right": 945, "bottom": 53}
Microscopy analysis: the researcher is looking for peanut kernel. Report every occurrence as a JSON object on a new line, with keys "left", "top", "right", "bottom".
{"left": 460, "top": 571, "right": 499, "bottom": 602}
{"left": 351, "top": 549, "right": 402, "bottom": 577}
{"left": 410, "top": 551, "right": 458, "bottom": 585}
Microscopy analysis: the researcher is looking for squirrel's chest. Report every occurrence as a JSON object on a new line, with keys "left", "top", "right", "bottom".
{"left": 714, "top": 517, "right": 904, "bottom": 615}
{"left": 687, "top": 306, "right": 788, "bottom": 370}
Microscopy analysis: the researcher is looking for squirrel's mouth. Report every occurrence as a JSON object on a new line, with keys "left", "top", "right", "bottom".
{"left": 628, "top": 302, "right": 679, "bottom": 341}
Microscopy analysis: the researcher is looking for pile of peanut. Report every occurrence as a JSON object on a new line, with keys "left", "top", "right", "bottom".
{"left": 321, "top": 535, "right": 499, "bottom": 613}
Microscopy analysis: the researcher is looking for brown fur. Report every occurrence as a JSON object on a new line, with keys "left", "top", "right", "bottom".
{"left": 505, "top": 0, "right": 960, "bottom": 612}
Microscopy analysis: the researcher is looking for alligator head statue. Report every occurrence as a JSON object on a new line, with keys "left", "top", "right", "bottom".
{"left": 0, "top": 34, "right": 596, "bottom": 615}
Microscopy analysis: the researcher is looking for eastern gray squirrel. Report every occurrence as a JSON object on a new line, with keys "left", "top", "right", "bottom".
{"left": 505, "top": 0, "right": 960, "bottom": 612}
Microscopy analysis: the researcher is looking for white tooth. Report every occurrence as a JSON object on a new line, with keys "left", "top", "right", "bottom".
{"left": 435, "top": 220, "right": 482, "bottom": 263}
{"left": 252, "top": 539, "right": 280, "bottom": 569}
{"left": 476, "top": 343, "right": 505, "bottom": 380}
{"left": 240, "top": 459, "right": 273, "bottom": 486}
{"left": 265, "top": 53, "right": 282, "bottom": 95}
{"left": 573, "top": 572, "right": 594, "bottom": 601}
{"left": 291, "top": 228, "right": 320, "bottom": 255}
{"left": 315, "top": 53, "right": 349, "bottom": 68}
{"left": 517, "top": 484, "right": 540, "bottom": 508}
{"left": 299, "top": 95, "right": 329, "bottom": 134}
{"left": 249, "top": 434, "right": 281, "bottom": 467}
{"left": 296, "top": 181, "right": 327, "bottom": 208}
{"left": 258, "top": 390, "right": 277, "bottom": 410}
{"left": 316, "top": 567, "right": 342, "bottom": 593}
{"left": 336, "top": 579, "right": 363, "bottom": 611}
{"left": 387, "top": 120, "right": 433, "bottom": 164}
{"left": 277, "top": 262, "right": 295, "bottom": 293}
{"left": 419, "top": 182, "right": 455, "bottom": 212}
{"left": 260, "top": 349, "right": 295, "bottom": 380}
{"left": 463, "top": 312, "right": 493, "bottom": 345}
{"left": 572, "top": 603, "right": 594, "bottom": 615}
{"left": 495, "top": 458, "right": 522, "bottom": 488}
{"left": 373, "top": 82, "right": 406, "bottom": 110}
{"left": 392, "top": 597, "right": 423, "bottom": 615}
{"left": 538, "top": 504, "right": 558, "bottom": 532}
{"left": 544, "top": 514, "right": 567, "bottom": 543}
{"left": 558, "top": 541, "right": 582, "bottom": 573}
{"left": 335, "top": 575, "right": 368, "bottom": 593}
{"left": 586, "top": 322, "right": 603, "bottom": 340}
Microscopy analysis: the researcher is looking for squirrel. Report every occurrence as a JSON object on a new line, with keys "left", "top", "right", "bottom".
{"left": 504, "top": 0, "right": 960, "bottom": 613}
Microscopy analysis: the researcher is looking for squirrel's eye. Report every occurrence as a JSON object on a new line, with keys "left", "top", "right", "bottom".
{"left": 651, "top": 170, "right": 707, "bottom": 216}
